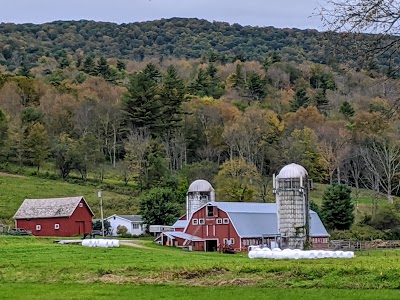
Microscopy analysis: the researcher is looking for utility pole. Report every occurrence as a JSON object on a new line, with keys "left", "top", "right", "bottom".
{"left": 98, "top": 190, "right": 105, "bottom": 237}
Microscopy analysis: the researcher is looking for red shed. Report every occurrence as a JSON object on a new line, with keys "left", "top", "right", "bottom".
{"left": 13, "top": 196, "right": 94, "bottom": 237}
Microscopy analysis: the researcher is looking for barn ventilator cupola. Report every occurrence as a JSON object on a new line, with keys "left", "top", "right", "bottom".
{"left": 187, "top": 180, "right": 215, "bottom": 220}
{"left": 273, "top": 163, "right": 310, "bottom": 250}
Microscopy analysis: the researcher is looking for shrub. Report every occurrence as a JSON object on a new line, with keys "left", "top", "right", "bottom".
{"left": 116, "top": 225, "right": 128, "bottom": 236}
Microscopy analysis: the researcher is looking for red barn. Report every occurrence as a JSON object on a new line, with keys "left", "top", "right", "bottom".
{"left": 14, "top": 196, "right": 94, "bottom": 237}
{"left": 157, "top": 202, "right": 329, "bottom": 251}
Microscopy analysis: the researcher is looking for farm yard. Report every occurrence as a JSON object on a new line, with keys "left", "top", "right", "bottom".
{"left": 1, "top": 236, "right": 400, "bottom": 299}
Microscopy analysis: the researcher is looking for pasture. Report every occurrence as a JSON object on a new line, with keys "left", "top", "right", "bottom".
{"left": 1, "top": 236, "right": 400, "bottom": 299}
{"left": 0, "top": 175, "right": 134, "bottom": 223}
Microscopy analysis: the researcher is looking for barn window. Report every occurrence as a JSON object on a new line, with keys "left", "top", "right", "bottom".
{"left": 199, "top": 218, "right": 205, "bottom": 225}
{"left": 192, "top": 219, "right": 198, "bottom": 225}
{"left": 36, "top": 225, "right": 41, "bottom": 231}
{"left": 79, "top": 203, "right": 83, "bottom": 208}
{"left": 230, "top": 238, "right": 235, "bottom": 244}
{"left": 54, "top": 224, "right": 60, "bottom": 230}
{"left": 207, "top": 206, "right": 214, "bottom": 217}
{"left": 223, "top": 218, "right": 229, "bottom": 224}
{"left": 216, "top": 218, "right": 222, "bottom": 224}
{"left": 223, "top": 238, "right": 228, "bottom": 244}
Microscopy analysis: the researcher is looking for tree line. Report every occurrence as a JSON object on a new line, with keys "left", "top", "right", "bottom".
{"left": 1, "top": 50, "right": 400, "bottom": 238}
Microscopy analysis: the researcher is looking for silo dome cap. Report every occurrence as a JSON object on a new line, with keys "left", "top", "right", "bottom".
{"left": 277, "top": 163, "right": 308, "bottom": 179}
{"left": 188, "top": 179, "right": 215, "bottom": 192}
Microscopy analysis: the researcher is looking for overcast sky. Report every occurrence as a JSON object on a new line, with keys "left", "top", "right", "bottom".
{"left": 0, "top": 0, "right": 326, "bottom": 30}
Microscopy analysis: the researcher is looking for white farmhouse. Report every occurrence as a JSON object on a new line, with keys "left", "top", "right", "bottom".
{"left": 106, "top": 214, "right": 146, "bottom": 236}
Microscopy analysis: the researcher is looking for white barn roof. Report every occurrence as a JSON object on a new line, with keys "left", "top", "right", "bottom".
{"left": 14, "top": 196, "right": 93, "bottom": 219}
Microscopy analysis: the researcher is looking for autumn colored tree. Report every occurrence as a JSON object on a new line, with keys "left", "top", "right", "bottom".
{"left": 215, "top": 159, "right": 260, "bottom": 202}
{"left": 24, "top": 122, "right": 49, "bottom": 172}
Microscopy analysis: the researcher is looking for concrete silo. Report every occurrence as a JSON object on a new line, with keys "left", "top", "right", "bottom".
{"left": 187, "top": 180, "right": 215, "bottom": 220}
{"left": 274, "top": 163, "right": 310, "bottom": 249}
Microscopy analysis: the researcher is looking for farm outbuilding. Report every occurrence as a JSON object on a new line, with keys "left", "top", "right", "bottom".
{"left": 106, "top": 214, "right": 146, "bottom": 236}
{"left": 13, "top": 196, "right": 94, "bottom": 237}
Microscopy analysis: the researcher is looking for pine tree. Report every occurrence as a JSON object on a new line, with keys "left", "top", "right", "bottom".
{"left": 25, "top": 123, "right": 49, "bottom": 172}
{"left": 290, "top": 87, "right": 309, "bottom": 111}
{"left": 83, "top": 55, "right": 96, "bottom": 75}
{"left": 339, "top": 101, "right": 355, "bottom": 119}
{"left": 315, "top": 89, "right": 330, "bottom": 116}
{"left": 321, "top": 184, "right": 354, "bottom": 230}
{"left": 231, "top": 64, "right": 245, "bottom": 94}
{"left": 122, "top": 64, "right": 161, "bottom": 135}
{"left": 159, "top": 65, "right": 185, "bottom": 129}
{"left": 246, "top": 72, "right": 265, "bottom": 100}
{"left": 96, "top": 57, "right": 110, "bottom": 78}
{"left": 116, "top": 60, "right": 126, "bottom": 71}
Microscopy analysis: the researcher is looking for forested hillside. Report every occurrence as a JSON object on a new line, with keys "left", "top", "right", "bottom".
{"left": 1, "top": 18, "right": 400, "bottom": 239}
{"left": 0, "top": 18, "right": 397, "bottom": 74}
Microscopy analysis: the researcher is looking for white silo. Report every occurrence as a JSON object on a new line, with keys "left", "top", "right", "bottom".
{"left": 187, "top": 180, "right": 215, "bottom": 220}
{"left": 274, "top": 163, "right": 310, "bottom": 250}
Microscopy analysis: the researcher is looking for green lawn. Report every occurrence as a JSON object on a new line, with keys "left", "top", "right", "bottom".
{"left": 1, "top": 236, "right": 400, "bottom": 297}
{"left": 0, "top": 175, "right": 136, "bottom": 223}
{"left": 1, "top": 284, "right": 400, "bottom": 300}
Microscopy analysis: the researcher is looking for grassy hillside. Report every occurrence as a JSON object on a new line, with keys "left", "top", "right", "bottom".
{"left": 1, "top": 236, "right": 400, "bottom": 299}
{"left": 0, "top": 174, "right": 137, "bottom": 224}
{"left": 311, "top": 183, "right": 389, "bottom": 217}
{"left": 0, "top": 171, "right": 389, "bottom": 225}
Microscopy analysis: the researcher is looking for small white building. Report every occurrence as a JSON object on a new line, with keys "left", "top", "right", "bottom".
{"left": 106, "top": 214, "right": 146, "bottom": 236}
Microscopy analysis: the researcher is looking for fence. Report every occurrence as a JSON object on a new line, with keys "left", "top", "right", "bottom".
{"left": 329, "top": 240, "right": 400, "bottom": 251}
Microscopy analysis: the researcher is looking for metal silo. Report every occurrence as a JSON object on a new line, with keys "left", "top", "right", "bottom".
{"left": 186, "top": 180, "right": 215, "bottom": 220}
{"left": 274, "top": 163, "right": 310, "bottom": 249}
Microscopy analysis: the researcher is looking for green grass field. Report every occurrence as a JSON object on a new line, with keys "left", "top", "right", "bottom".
{"left": 1, "top": 236, "right": 400, "bottom": 299}
{"left": 0, "top": 175, "right": 136, "bottom": 223}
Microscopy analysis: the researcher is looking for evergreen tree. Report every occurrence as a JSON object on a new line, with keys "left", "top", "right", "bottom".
{"left": 290, "top": 87, "right": 309, "bottom": 112}
{"left": 122, "top": 64, "right": 161, "bottom": 135}
{"left": 206, "top": 63, "right": 218, "bottom": 79}
{"left": 321, "top": 184, "right": 354, "bottom": 230}
{"left": 83, "top": 55, "right": 96, "bottom": 75}
{"left": 18, "top": 64, "right": 31, "bottom": 77}
{"left": 231, "top": 63, "right": 245, "bottom": 94}
{"left": 159, "top": 65, "right": 185, "bottom": 129}
{"left": 246, "top": 72, "right": 265, "bottom": 100}
{"left": 339, "top": 101, "right": 355, "bottom": 119}
{"left": 116, "top": 59, "right": 126, "bottom": 71}
{"left": 315, "top": 89, "right": 330, "bottom": 116}
{"left": 96, "top": 57, "right": 110, "bottom": 78}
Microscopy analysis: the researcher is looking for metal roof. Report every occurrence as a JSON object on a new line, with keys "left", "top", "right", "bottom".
{"left": 188, "top": 179, "right": 214, "bottom": 192}
{"left": 213, "top": 202, "right": 277, "bottom": 213}
{"left": 172, "top": 220, "right": 188, "bottom": 228}
{"left": 106, "top": 214, "right": 143, "bottom": 223}
{"left": 309, "top": 211, "right": 329, "bottom": 237}
{"left": 206, "top": 202, "right": 329, "bottom": 238}
{"left": 229, "top": 212, "right": 278, "bottom": 238}
{"left": 163, "top": 231, "right": 203, "bottom": 241}
{"left": 14, "top": 196, "right": 93, "bottom": 219}
{"left": 277, "top": 163, "right": 308, "bottom": 179}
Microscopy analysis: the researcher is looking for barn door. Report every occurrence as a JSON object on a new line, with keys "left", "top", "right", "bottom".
{"left": 77, "top": 221, "right": 84, "bottom": 234}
